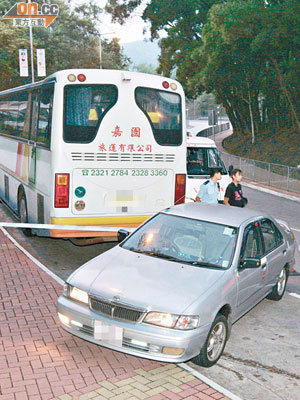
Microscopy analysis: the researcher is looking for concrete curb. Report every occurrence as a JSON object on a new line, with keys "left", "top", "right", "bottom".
{"left": 179, "top": 363, "right": 243, "bottom": 400}
{"left": 0, "top": 226, "right": 65, "bottom": 286}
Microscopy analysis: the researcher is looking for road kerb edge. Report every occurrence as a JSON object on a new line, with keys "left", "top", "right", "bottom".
{"left": 178, "top": 362, "right": 243, "bottom": 400}
{"left": 0, "top": 226, "right": 64, "bottom": 286}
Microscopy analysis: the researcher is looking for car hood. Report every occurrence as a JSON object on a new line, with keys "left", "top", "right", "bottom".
{"left": 69, "top": 246, "right": 226, "bottom": 314}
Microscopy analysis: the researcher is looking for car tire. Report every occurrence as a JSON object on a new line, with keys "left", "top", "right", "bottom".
{"left": 192, "top": 313, "right": 228, "bottom": 368}
{"left": 19, "top": 195, "right": 32, "bottom": 237}
{"left": 266, "top": 266, "right": 288, "bottom": 301}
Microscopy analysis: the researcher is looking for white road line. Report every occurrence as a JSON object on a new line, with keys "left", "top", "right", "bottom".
{"left": 289, "top": 293, "right": 300, "bottom": 300}
{"left": 1, "top": 226, "right": 242, "bottom": 400}
{"left": 0, "top": 227, "right": 64, "bottom": 286}
{"left": 0, "top": 221, "right": 135, "bottom": 232}
{"left": 178, "top": 363, "right": 243, "bottom": 400}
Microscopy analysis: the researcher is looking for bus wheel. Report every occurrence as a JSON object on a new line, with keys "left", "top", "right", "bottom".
{"left": 19, "top": 195, "right": 32, "bottom": 237}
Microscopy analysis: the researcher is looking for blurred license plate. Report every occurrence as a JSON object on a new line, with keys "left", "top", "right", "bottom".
{"left": 94, "top": 320, "right": 123, "bottom": 346}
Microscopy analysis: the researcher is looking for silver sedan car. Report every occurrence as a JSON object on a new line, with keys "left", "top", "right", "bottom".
{"left": 57, "top": 203, "right": 296, "bottom": 367}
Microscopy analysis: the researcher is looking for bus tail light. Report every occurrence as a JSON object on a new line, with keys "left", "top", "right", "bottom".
{"left": 77, "top": 74, "right": 86, "bottom": 82}
{"left": 174, "top": 174, "right": 186, "bottom": 205}
{"left": 55, "top": 173, "right": 70, "bottom": 208}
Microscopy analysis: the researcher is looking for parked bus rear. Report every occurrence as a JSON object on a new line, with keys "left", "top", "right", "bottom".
{"left": 50, "top": 69, "right": 186, "bottom": 237}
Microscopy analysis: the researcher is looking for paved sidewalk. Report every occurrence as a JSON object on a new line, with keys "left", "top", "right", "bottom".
{"left": 0, "top": 230, "right": 231, "bottom": 400}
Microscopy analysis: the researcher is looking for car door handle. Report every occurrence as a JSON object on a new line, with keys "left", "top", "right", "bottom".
{"left": 282, "top": 250, "right": 287, "bottom": 256}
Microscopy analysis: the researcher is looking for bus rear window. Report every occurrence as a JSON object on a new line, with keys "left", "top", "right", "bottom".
{"left": 64, "top": 84, "right": 118, "bottom": 143}
{"left": 135, "top": 87, "right": 182, "bottom": 146}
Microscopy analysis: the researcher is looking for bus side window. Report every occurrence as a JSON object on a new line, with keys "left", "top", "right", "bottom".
{"left": 23, "top": 92, "right": 33, "bottom": 140}
{"left": 30, "top": 91, "right": 39, "bottom": 141}
{"left": 0, "top": 93, "right": 30, "bottom": 139}
{"left": 18, "top": 92, "right": 30, "bottom": 139}
{"left": 0, "top": 98, "right": 9, "bottom": 133}
{"left": 37, "top": 86, "right": 54, "bottom": 147}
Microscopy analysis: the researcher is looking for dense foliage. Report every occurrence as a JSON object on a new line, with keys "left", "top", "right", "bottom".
{"left": 107, "top": 0, "right": 300, "bottom": 141}
{"left": 0, "top": 0, "right": 129, "bottom": 91}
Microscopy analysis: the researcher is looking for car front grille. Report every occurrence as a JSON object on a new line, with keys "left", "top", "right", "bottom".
{"left": 89, "top": 297, "right": 145, "bottom": 323}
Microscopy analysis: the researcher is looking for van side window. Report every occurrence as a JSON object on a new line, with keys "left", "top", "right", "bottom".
{"left": 187, "top": 147, "right": 226, "bottom": 175}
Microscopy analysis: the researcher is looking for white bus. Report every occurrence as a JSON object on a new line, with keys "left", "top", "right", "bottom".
{"left": 186, "top": 136, "right": 232, "bottom": 202}
{"left": 0, "top": 69, "right": 186, "bottom": 238}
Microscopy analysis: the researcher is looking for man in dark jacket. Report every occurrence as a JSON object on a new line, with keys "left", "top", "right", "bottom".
{"left": 224, "top": 168, "right": 248, "bottom": 207}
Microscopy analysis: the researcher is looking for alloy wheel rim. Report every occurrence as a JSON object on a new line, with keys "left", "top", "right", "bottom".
{"left": 207, "top": 322, "right": 226, "bottom": 361}
{"left": 277, "top": 269, "right": 286, "bottom": 296}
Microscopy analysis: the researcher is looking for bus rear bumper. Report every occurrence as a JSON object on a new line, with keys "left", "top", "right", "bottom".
{"left": 50, "top": 215, "right": 150, "bottom": 238}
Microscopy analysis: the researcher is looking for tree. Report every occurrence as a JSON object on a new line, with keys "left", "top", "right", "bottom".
{"left": 197, "top": 0, "right": 300, "bottom": 136}
{"left": 106, "top": 0, "right": 220, "bottom": 84}
{"left": 106, "top": 0, "right": 300, "bottom": 138}
{"left": 0, "top": 0, "right": 129, "bottom": 91}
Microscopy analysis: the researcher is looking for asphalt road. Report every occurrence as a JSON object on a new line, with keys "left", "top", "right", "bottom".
{"left": 1, "top": 185, "right": 300, "bottom": 400}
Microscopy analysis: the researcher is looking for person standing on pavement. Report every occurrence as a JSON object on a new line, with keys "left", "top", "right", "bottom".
{"left": 195, "top": 168, "right": 222, "bottom": 204}
{"left": 224, "top": 168, "right": 248, "bottom": 207}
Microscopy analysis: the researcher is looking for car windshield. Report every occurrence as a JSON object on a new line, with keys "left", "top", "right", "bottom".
{"left": 121, "top": 213, "right": 237, "bottom": 269}
{"left": 187, "top": 147, "right": 227, "bottom": 175}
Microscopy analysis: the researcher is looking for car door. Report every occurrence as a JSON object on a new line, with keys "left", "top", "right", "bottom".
{"left": 259, "top": 219, "right": 285, "bottom": 295}
{"left": 235, "top": 222, "right": 265, "bottom": 318}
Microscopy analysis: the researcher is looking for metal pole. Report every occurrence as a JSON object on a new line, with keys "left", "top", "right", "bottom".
{"left": 193, "top": 98, "right": 195, "bottom": 120}
{"left": 98, "top": 31, "right": 116, "bottom": 70}
{"left": 28, "top": 0, "right": 34, "bottom": 83}
{"left": 287, "top": 166, "right": 290, "bottom": 191}
{"left": 99, "top": 36, "right": 102, "bottom": 69}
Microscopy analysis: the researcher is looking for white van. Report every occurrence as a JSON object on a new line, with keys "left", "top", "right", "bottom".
{"left": 186, "top": 136, "right": 232, "bottom": 202}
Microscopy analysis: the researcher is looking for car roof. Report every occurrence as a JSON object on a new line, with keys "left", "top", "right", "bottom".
{"left": 162, "top": 203, "right": 266, "bottom": 228}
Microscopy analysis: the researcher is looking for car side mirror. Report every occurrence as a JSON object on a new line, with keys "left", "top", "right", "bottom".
{"left": 118, "top": 229, "right": 130, "bottom": 242}
{"left": 228, "top": 165, "right": 234, "bottom": 175}
{"left": 239, "top": 257, "right": 261, "bottom": 269}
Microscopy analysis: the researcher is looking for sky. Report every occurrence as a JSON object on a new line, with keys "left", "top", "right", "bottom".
{"left": 74, "top": 0, "right": 151, "bottom": 44}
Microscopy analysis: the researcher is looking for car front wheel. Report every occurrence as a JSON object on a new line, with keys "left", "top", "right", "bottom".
{"left": 266, "top": 266, "right": 288, "bottom": 301}
{"left": 192, "top": 313, "right": 228, "bottom": 368}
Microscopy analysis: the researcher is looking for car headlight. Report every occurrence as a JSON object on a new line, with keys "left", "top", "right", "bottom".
{"left": 143, "top": 312, "right": 199, "bottom": 330}
{"left": 63, "top": 283, "right": 89, "bottom": 305}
